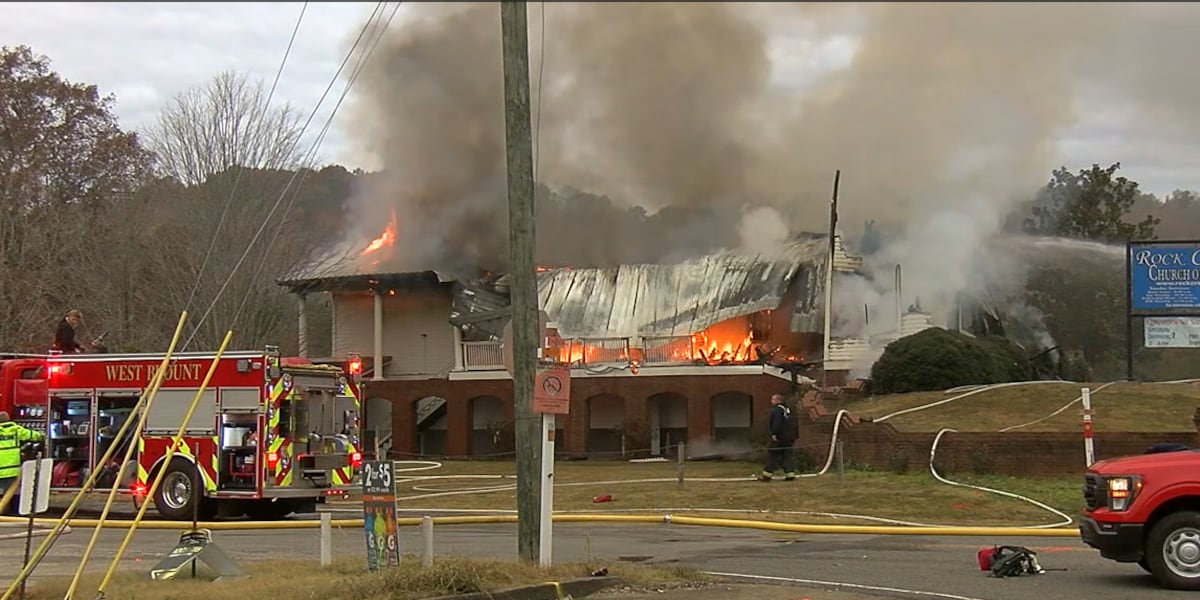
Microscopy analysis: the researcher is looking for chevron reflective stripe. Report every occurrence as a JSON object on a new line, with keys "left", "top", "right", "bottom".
{"left": 136, "top": 437, "right": 148, "bottom": 486}
{"left": 211, "top": 435, "right": 220, "bottom": 488}
{"left": 170, "top": 438, "right": 216, "bottom": 492}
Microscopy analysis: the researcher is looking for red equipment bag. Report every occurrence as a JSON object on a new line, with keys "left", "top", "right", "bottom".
{"left": 977, "top": 547, "right": 996, "bottom": 571}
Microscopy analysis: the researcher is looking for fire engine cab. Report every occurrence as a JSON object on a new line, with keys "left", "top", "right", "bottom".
{"left": 0, "top": 346, "right": 363, "bottom": 520}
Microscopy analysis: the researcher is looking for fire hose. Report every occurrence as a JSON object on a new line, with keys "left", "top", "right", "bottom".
{"left": 8, "top": 376, "right": 1196, "bottom": 598}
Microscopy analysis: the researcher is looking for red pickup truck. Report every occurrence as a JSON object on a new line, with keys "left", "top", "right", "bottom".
{"left": 1080, "top": 447, "right": 1200, "bottom": 590}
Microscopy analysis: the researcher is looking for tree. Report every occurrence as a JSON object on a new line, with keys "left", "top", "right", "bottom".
{"left": 144, "top": 71, "right": 308, "bottom": 185}
{"left": 869, "top": 327, "right": 1032, "bottom": 394}
{"left": 0, "top": 45, "right": 154, "bottom": 350}
{"left": 1023, "top": 163, "right": 1159, "bottom": 243}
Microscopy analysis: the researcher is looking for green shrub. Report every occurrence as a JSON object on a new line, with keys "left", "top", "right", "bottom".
{"left": 869, "top": 328, "right": 1033, "bottom": 394}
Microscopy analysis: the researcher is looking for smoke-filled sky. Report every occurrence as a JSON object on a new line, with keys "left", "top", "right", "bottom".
{"left": 343, "top": 2, "right": 1200, "bottom": 275}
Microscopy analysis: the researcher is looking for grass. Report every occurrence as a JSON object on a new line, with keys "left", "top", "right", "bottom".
{"left": 840, "top": 381, "right": 1200, "bottom": 432}
{"left": 384, "top": 460, "right": 1084, "bottom": 528}
{"left": 27, "top": 557, "right": 704, "bottom": 600}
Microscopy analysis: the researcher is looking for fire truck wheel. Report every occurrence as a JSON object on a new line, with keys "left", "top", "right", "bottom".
{"left": 153, "top": 459, "right": 212, "bottom": 521}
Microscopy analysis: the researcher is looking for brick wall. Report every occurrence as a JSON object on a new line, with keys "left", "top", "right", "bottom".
{"left": 367, "top": 374, "right": 1200, "bottom": 475}
{"left": 798, "top": 392, "right": 1200, "bottom": 476}
{"left": 367, "top": 373, "right": 797, "bottom": 459}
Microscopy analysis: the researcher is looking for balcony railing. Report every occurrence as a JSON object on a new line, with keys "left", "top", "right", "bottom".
{"left": 640, "top": 335, "right": 694, "bottom": 365}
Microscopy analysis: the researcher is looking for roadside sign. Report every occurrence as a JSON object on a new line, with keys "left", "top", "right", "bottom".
{"left": 18, "top": 459, "right": 51, "bottom": 515}
{"left": 1144, "top": 316, "right": 1200, "bottom": 348}
{"left": 534, "top": 366, "right": 570, "bottom": 414}
{"left": 362, "top": 460, "right": 399, "bottom": 570}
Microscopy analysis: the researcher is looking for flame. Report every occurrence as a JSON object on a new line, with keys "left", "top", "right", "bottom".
{"left": 362, "top": 210, "right": 398, "bottom": 256}
{"left": 544, "top": 316, "right": 760, "bottom": 368}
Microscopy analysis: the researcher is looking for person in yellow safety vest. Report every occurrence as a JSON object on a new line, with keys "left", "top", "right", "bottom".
{"left": 0, "top": 411, "right": 46, "bottom": 513}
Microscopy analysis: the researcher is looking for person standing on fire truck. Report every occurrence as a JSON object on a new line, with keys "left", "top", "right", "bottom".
{"left": 53, "top": 309, "right": 85, "bottom": 353}
{"left": 0, "top": 411, "right": 45, "bottom": 511}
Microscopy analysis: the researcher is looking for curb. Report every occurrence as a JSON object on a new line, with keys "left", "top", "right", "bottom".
{"left": 426, "top": 576, "right": 618, "bottom": 600}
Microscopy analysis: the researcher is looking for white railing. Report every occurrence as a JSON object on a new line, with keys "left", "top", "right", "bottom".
{"left": 641, "top": 335, "right": 694, "bottom": 365}
{"left": 553, "top": 337, "right": 630, "bottom": 366}
{"left": 462, "top": 341, "right": 504, "bottom": 370}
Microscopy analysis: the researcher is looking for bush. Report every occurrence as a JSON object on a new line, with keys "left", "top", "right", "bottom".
{"left": 869, "top": 328, "right": 1033, "bottom": 394}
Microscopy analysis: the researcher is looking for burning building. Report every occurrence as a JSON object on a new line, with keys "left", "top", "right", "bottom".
{"left": 278, "top": 219, "right": 874, "bottom": 460}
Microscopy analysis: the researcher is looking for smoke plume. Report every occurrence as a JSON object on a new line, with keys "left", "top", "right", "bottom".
{"left": 342, "top": 2, "right": 1198, "bottom": 339}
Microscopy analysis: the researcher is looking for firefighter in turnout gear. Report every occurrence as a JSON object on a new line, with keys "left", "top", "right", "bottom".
{"left": 759, "top": 394, "right": 797, "bottom": 481}
{"left": 0, "top": 411, "right": 45, "bottom": 513}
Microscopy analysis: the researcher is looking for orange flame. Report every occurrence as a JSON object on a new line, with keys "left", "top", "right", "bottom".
{"left": 362, "top": 210, "right": 398, "bottom": 256}
{"left": 544, "top": 317, "right": 759, "bottom": 367}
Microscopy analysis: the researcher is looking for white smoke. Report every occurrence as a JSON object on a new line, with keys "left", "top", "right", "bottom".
{"left": 737, "top": 205, "right": 791, "bottom": 258}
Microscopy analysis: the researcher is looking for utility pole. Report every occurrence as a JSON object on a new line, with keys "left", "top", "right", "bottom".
{"left": 821, "top": 170, "right": 840, "bottom": 390}
{"left": 500, "top": 0, "right": 541, "bottom": 564}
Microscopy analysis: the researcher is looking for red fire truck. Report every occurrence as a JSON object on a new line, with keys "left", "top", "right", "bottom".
{"left": 0, "top": 346, "right": 363, "bottom": 520}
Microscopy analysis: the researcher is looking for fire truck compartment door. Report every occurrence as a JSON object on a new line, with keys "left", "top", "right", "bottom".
{"left": 145, "top": 389, "right": 217, "bottom": 433}
{"left": 288, "top": 374, "right": 339, "bottom": 392}
{"left": 218, "top": 387, "right": 260, "bottom": 412}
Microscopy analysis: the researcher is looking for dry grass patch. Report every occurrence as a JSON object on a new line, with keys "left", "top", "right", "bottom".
{"left": 27, "top": 556, "right": 703, "bottom": 600}
{"left": 389, "top": 461, "right": 1083, "bottom": 527}
{"left": 842, "top": 381, "right": 1200, "bottom": 432}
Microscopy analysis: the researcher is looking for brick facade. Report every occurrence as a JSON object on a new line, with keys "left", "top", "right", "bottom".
{"left": 365, "top": 373, "right": 798, "bottom": 459}
{"left": 365, "top": 375, "right": 1200, "bottom": 476}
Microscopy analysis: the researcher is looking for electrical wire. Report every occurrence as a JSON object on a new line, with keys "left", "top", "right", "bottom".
{"left": 534, "top": 1, "right": 545, "bottom": 183}
{"left": 229, "top": 1, "right": 403, "bottom": 329}
{"left": 181, "top": 1, "right": 308, "bottom": 322}
{"left": 180, "top": 1, "right": 391, "bottom": 350}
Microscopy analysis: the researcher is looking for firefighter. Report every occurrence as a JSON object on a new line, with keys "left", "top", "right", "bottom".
{"left": 759, "top": 394, "right": 797, "bottom": 482}
{"left": 0, "top": 411, "right": 46, "bottom": 513}
{"left": 53, "top": 309, "right": 86, "bottom": 353}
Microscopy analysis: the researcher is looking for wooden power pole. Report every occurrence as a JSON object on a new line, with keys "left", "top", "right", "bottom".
{"left": 499, "top": 0, "right": 541, "bottom": 564}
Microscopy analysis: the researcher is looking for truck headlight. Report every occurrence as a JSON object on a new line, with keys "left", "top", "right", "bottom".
{"left": 1107, "top": 476, "right": 1143, "bottom": 511}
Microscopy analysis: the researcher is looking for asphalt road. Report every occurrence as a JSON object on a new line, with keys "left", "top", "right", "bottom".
{"left": 0, "top": 515, "right": 1174, "bottom": 600}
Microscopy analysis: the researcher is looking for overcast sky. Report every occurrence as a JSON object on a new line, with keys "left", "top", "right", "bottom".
{"left": 2, "top": 1, "right": 1196, "bottom": 199}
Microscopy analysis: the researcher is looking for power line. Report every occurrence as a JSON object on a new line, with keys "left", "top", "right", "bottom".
{"left": 229, "top": 1, "right": 403, "bottom": 329}
{"left": 180, "top": 1, "right": 393, "bottom": 350}
{"left": 534, "top": 1, "right": 546, "bottom": 183}
{"left": 181, "top": 1, "right": 308, "bottom": 319}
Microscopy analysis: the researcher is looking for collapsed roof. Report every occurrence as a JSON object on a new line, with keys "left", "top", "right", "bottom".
{"left": 452, "top": 234, "right": 830, "bottom": 341}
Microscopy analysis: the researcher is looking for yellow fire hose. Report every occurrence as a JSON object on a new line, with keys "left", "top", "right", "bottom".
{"left": 0, "top": 311, "right": 188, "bottom": 600}
{"left": 94, "top": 329, "right": 233, "bottom": 599}
{"left": 63, "top": 326, "right": 209, "bottom": 599}
{"left": 0, "top": 511, "right": 1080, "bottom": 537}
{"left": 0, "top": 472, "right": 17, "bottom": 516}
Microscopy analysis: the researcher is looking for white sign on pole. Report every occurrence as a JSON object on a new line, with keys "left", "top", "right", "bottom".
{"left": 1144, "top": 317, "right": 1200, "bottom": 348}
{"left": 19, "top": 458, "right": 52, "bottom": 515}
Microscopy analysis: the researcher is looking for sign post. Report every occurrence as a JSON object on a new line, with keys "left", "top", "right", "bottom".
{"left": 18, "top": 456, "right": 50, "bottom": 600}
{"left": 533, "top": 365, "right": 570, "bottom": 568}
{"left": 1081, "top": 387, "right": 1095, "bottom": 466}
{"left": 361, "top": 460, "right": 399, "bottom": 571}
{"left": 1126, "top": 241, "right": 1200, "bottom": 380}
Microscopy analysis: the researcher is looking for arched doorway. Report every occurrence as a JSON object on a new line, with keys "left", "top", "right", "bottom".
{"left": 586, "top": 394, "right": 626, "bottom": 456}
{"left": 470, "top": 395, "right": 507, "bottom": 457}
{"left": 710, "top": 391, "right": 753, "bottom": 449}
{"left": 364, "top": 396, "right": 392, "bottom": 458}
{"left": 646, "top": 392, "right": 688, "bottom": 457}
{"left": 414, "top": 396, "right": 448, "bottom": 456}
